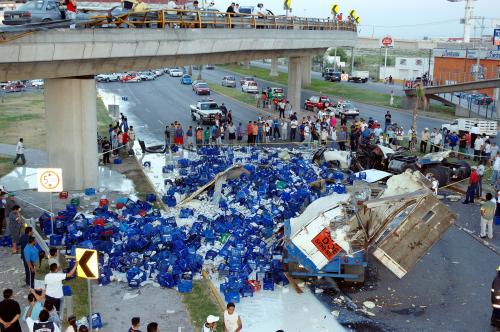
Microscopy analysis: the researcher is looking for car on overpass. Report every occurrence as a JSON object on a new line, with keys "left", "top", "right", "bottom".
{"left": 221, "top": 76, "right": 237, "bottom": 88}
{"left": 169, "top": 69, "right": 183, "bottom": 77}
{"left": 304, "top": 96, "right": 332, "bottom": 112}
{"left": 241, "top": 81, "right": 259, "bottom": 94}
{"left": 2, "top": 0, "right": 63, "bottom": 25}
{"left": 193, "top": 82, "right": 211, "bottom": 95}
{"left": 181, "top": 74, "right": 193, "bottom": 85}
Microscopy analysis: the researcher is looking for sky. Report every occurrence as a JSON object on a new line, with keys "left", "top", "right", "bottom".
{"left": 222, "top": 0, "right": 500, "bottom": 39}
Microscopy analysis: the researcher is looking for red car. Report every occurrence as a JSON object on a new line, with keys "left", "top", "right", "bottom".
{"left": 2, "top": 81, "right": 25, "bottom": 92}
{"left": 120, "top": 73, "right": 140, "bottom": 83}
{"left": 304, "top": 95, "right": 332, "bottom": 111}
{"left": 193, "top": 82, "right": 211, "bottom": 95}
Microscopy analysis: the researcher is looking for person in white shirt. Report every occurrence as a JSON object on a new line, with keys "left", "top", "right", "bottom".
{"left": 255, "top": 3, "right": 266, "bottom": 17}
{"left": 477, "top": 163, "right": 485, "bottom": 198}
{"left": 203, "top": 315, "right": 219, "bottom": 332}
{"left": 281, "top": 120, "right": 288, "bottom": 141}
{"left": 432, "top": 130, "right": 442, "bottom": 152}
{"left": 44, "top": 262, "right": 78, "bottom": 313}
{"left": 431, "top": 176, "right": 439, "bottom": 195}
{"left": 165, "top": 0, "right": 179, "bottom": 14}
{"left": 474, "top": 135, "right": 485, "bottom": 162}
{"left": 223, "top": 303, "right": 242, "bottom": 332}
{"left": 492, "top": 153, "right": 500, "bottom": 186}
{"left": 13, "top": 138, "right": 26, "bottom": 165}
{"left": 26, "top": 309, "right": 61, "bottom": 332}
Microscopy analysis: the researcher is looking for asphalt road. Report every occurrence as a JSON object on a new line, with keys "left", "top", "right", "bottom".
{"left": 97, "top": 71, "right": 499, "bottom": 332}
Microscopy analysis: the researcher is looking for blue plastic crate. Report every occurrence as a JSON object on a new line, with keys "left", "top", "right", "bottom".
{"left": 84, "top": 188, "right": 96, "bottom": 196}
{"left": 49, "top": 235, "right": 63, "bottom": 246}
{"left": 113, "top": 158, "right": 122, "bottom": 165}
{"left": 146, "top": 193, "right": 157, "bottom": 203}
{"left": 177, "top": 278, "right": 193, "bottom": 293}
{"left": 224, "top": 291, "right": 240, "bottom": 303}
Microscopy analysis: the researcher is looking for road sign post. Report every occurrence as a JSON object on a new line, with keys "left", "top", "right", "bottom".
{"left": 76, "top": 248, "right": 99, "bottom": 331}
{"left": 380, "top": 36, "right": 394, "bottom": 81}
{"left": 37, "top": 168, "right": 63, "bottom": 234}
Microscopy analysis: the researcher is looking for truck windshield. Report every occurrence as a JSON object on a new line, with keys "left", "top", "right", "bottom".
{"left": 200, "top": 103, "right": 219, "bottom": 110}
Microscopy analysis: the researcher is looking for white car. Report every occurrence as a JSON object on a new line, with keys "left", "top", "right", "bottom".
{"left": 31, "top": 79, "right": 44, "bottom": 88}
{"left": 327, "top": 101, "right": 360, "bottom": 118}
{"left": 241, "top": 81, "right": 259, "bottom": 94}
{"left": 169, "top": 69, "right": 183, "bottom": 77}
{"left": 96, "top": 73, "right": 121, "bottom": 82}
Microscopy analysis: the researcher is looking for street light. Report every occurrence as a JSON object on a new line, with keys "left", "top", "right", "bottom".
{"left": 447, "top": 0, "right": 477, "bottom": 43}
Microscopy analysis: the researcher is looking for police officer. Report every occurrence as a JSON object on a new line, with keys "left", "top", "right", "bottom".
{"left": 491, "top": 266, "right": 500, "bottom": 327}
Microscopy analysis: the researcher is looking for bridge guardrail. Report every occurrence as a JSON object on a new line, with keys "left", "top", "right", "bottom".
{"left": 83, "top": 9, "right": 357, "bottom": 31}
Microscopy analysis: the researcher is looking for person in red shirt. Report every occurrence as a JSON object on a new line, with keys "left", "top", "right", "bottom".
{"left": 463, "top": 167, "right": 480, "bottom": 204}
{"left": 246, "top": 121, "right": 253, "bottom": 145}
{"left": 65, "top": 0, "right": 77, "bottom": 19}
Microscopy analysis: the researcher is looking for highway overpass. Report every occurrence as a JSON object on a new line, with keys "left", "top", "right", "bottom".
{"left": 0, "top": 23, "right": 357, "bottom": 189}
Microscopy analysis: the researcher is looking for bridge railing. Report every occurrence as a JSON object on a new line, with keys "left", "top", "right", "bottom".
{"left": 83, "top": 9, "right": 357, "bottom": 31}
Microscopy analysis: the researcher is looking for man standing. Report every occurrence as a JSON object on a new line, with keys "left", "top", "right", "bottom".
{"left": 20, "top": 227, "right": 33, "bottom": 287}
{"left": 44, "top": 262, "right": 78, "bottom": 312}
{"left": 474, "top": 134, "right": 485, "bottom": 162}
{"left": 492, "top": 153, "right": 500, "bottom": 185}
{"left": 389, "top": 90, "right": 394, "bottom": 106}
{"left": 477, "top": 163, "right": 485, "bottom": 198}
{"left": 128, "top": 317, "right": 141, "bottom": 332}
{"left": 0, "top": 190, "right": 5, "bottom": 234}
{"left": 0, "top": 289, "right": 22, "bottom": 332}
{"left": 491, "top": 267, "right": 500, "bottom": 327}
{"left": 384, "top": 111, "right": 391, "bottom": 132}
{"left": 432, "top": 129, "right": 442, "bottom": 153}
{"left": 480, "top": 193, "right": 496, "bottom": 240}
{"left": 24, "top": 237, "right": 39, "bottom": 289}
{"left": 463, "top": 167, "right": 480, "bottom": 205}
{"left": 223, "top": 302, "right": 242, "bottom": 332}
{"left": 420, "top": 128, "right": 429, "bottom": 153}
{"left": 26, "top": 309, "right": 60, "bottom": 332}
{"left": 13, "top": 138, "right": 25, "bottom": 166}
{"left": 290, "top": 118, "right": 298, "bottom": 141}
{"left": 8, "top": 205, "right": 22, "bottom": 254}
{"left": 202, "top": 315, "right": 219, "bottom": 332}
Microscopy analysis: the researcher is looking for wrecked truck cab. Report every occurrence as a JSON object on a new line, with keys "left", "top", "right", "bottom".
{"left": 284, "top": 171, "right": 457, "bottom": 283}
{"left": 312, "top": 147, "right": 352, "bottom": 170}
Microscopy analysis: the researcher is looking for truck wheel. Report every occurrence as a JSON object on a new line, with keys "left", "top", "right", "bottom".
{"left": 455, "top": 160, "right": 472, "bottom": 180}
{"left": 423, "top": 166, "right": 451, "bottom": 186}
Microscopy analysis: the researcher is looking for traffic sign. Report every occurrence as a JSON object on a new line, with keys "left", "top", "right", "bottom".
{"left": 380, "top": 36, "right": 394, "bottom": 48}
{"left": 331, "top": 4, "right": 339, "bottom": 15}
{"left": 283, "top": 0, "right": 291, "bottom": 10}
{"left": 76, "top": 248, "right": 98, "bottom": 279}
{"left": 37, "top": 168, "right": 63, "bottom": 193}
{"left": 494, "top": 29, "right": 500, "bottom": 46}
{"left": 340, "top": 73, "right": 349, "bottom": 81}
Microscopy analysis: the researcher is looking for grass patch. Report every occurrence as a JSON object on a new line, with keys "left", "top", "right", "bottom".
{"left": 0, "top": 156, "right": 15, "bottom": 177}
{"left": 209, "top": 84, "right": 258, "bottom": 107}
{"left": 0, "top": 91, "right": 112, "bottom": 150}
{"left": 181, "top": 280, "right": 222, "bottom": 329}
{"left": 221, "top": 64, "right": 403, "bottom": 108}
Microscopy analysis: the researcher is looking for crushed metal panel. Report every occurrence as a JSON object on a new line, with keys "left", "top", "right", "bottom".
{"left": 372, "top": 194, "right": 457, "bottom": 278}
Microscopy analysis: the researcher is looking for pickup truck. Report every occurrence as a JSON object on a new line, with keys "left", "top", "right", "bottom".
{"left": 190, "top": 100, "right": 225, "bottom": 125}
{"left": 441, "top": 118, "right": 497, "bottom": 137}
{"left": 348, "top": 70, "right": 369, "bottom": 83}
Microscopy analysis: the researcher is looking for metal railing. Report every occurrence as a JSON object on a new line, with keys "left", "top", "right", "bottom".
{"left": 83, "top": 9, "right": 357, "bottom": 31}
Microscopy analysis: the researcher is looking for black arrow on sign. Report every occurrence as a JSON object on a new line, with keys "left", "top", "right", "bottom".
{"left": 79, "top": 250, "right": 95, "bottom": 278}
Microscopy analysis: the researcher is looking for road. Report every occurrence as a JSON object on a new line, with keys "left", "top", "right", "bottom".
{"left": 97, "top": 71, "right": 499, "bottom": 332}
{"left": 249, "top": 60, "right": 407, "bottom": 97}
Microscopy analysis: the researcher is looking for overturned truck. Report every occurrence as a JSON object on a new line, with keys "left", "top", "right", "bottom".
{"left": 285, "top": 171, "right": 457, "bottom": 282}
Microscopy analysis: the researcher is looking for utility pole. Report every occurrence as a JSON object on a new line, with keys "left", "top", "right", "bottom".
{"left": 350, "top": 47, "right": 355, "bottom": 74}
{"left": 333, "top": 48, "right": 337, "bottom": 71}
{"left": 474, "top": 16, "right": 486, "bottom": 81}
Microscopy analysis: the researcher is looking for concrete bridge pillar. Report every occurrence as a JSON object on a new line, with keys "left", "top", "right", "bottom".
{"left": 288, "top": 56, "right": 303, "bottom": 112}
{"left": 197, "top": 65, "right": 203, "bottom": 80}
{"left": 301, "top": 56, "right": 312, "bottom": 88}
{"left": 44, "top": 77, "right": 98, "bottom": 190}
{"left": 270, "top": 58, "right": 279, "bottom": 77}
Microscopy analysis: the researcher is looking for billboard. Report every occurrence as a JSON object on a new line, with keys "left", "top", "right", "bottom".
{"left": 494, "top": 29, "right": 500, "bottom": 47}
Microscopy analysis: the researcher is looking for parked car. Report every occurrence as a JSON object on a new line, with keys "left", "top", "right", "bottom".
{"left": 205, "top": 64, "right": 215, "bottom": 70}
{"left": 31, "top": 79, "right": 44, "bottom": 88}
{"left": 327, "top": 101, "right": 359, "bottom": 117}
{"left": 181, "top": 74, "right": 193, "bottom": 85}
{"left": 96, "top": 73, "right": 121, "bottom": 82}
{"left": 304, "top": 96, "right": 332, "bottom": 111}
{"left": 120, "top": 73, "right": 141, "bottom": 83}
{"left": 266, "top": 87, "right": 285, "bottom": 104}
{"left": 323, "top": 69, "right": 341, "bottom": 82}
{"left": 2, "top": 81, "right": 25, "bottom": 92}
{"left": 169, "top": 69, "right": 183, "bottom": 77}
{"left": 241, "top": 81, "right": 259, "bottom": 94}
{"left": 193, "top": 82, "right": 211, "bottom": 95}
{"left": 192, "top": 80, "right": 204, "bottom": 87}
{"left": 190, "top": 99, "right": 225, "bottom": 124}
{"left": 239, "top": 76, "right": 255, "bottom": 85}
{"left": 139, "top": 72, "right": 156, "bottom": 81}
{"left": 473, "top": 94, "right": 493, "bottom": 105}
{"left": 2, "top": 0, "right": 63, "bottom": 25}
{"left": 221, "top": 76, "right": 237, "bottom": 88}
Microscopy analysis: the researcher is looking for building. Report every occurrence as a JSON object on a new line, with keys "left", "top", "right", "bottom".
{"left": 433, "top": 48, "right": 500, "bottom": 97}
{"left": 379, "top": 56, "right": 433, "bottom": 82}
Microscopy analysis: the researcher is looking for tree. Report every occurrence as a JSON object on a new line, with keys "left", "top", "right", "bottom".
{"left": 410, "top": 82, "right": 428, "bottom": 151}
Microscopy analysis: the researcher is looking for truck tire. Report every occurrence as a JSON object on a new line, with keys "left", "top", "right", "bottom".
{"left": 423, "top": 166, "right": 451, "bottom": 186}
{"left": 455, "top": 160, "right": 472, "bottom": 180}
